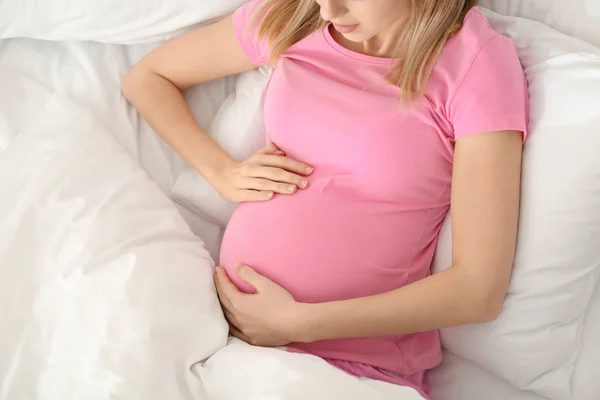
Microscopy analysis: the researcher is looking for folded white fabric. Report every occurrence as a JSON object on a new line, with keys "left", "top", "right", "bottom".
{"left": 0, "top": 0, "right": 248, "bottom": 43}
{"left": 197, "top": 338, "right": 425, "bottom": 400}
{"left": 433, "top": 9, "right": 600, "bottom": 400}
{"left": 0, "top": 94, "right": 228, "bottom": 400}
{"left": 480, "top": 0, "right": 600, "bottom": 49}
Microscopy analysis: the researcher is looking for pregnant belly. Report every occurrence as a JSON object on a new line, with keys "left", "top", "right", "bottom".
{"left": 219, "top": 181, "right": 418, "bottom": 303}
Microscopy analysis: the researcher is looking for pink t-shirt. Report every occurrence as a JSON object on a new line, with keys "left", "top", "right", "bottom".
{"left": 220, "top": 0, "right": 528, "bottom": 396}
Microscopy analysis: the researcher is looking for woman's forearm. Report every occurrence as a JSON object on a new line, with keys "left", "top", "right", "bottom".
{"left": 122, "top": 70, "right": 234, "bottom": 182}
{"left": 296, "top": 267, "right": 500, "bottom": 343}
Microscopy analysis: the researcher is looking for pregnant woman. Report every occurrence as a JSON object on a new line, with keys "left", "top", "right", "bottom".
{"left": 122, "top": 0, "right": 528, "bottom": 397}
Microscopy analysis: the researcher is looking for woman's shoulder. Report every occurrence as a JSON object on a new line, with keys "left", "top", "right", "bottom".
{"left": 432, "top": 8, "right": 529, "bottom": 141}
{"left": 448, "top": 8, "right": 504, "bottom": 52}
{"left": 433, "top": 7, "right": 523, "bottom": 97}
{"left": 439, "top": 8, "right": 520, "bottom": 72}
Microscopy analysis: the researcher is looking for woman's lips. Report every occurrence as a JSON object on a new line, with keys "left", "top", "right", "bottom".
{"left": 333, "top": 23, "right": 359, "bottom": 34}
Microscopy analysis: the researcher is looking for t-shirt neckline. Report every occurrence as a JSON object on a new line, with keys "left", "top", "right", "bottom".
{"left": 321, "top": 24, "right": 398, "bottom": 66}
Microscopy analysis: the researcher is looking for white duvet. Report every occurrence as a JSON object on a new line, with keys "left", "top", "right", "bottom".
{"left": 0, "top": 43, "right": 423, "bottom": 400}
{"left": 0, "top": 94, "right": 224, "bottom": 400}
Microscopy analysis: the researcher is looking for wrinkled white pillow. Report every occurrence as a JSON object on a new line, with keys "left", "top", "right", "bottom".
{"left": 480, "top": 0, "right": 600, "bottom": 48}
{"left": 171, "top": 67, "right": 272, "bottom": 228}
{"left": 432, "top": 9, "right": 600, "bottom": 400}
{"left": 0, "top": 0, "right": 248, "bottom": 43}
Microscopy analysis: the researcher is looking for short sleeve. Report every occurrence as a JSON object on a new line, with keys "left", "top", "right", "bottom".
{"left": 448, "top": 35, "right": 529, "bottom": 141}
{"left": 233, "top": 0, "right": 270, "bottom": 66}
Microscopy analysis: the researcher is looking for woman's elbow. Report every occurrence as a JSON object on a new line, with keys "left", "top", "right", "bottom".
{"left": 120, "top": 66, "right": 142, "bottom": 101}
{"left": 121, "top": 61, "right": 158, "bottom": 101}
{"left": 469, "top": 291, "right": 506, "bottom": 324}
{"left": 454, "top": 265, "right": 511, "bottom": 324}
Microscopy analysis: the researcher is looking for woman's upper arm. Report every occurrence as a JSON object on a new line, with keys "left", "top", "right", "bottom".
{"left": 125, "top": 15, "right": 259, "bottom": 91}
{"left": 450, "top": 130, "right": 524, "bottom": 314}
{"left": 444, "top": 33, "right": 529, "bottom": 317}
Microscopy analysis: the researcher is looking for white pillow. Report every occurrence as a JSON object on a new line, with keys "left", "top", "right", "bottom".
{"left": 0, "top": 94, "right": 228, "bottom": 399}
{"left": 0, "top": 0, "right": 248, "bottom": 44}
{"left": 480, "top": 0, "right": 600, "bottom": 49}
{"left": 432, "top": 10, "right": 600, "bottom": 400}
{"left": 171, "top": 67, "right": 272, "bottom": 228}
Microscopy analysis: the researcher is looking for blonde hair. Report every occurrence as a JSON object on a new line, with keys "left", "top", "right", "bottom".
{"left": 250, "top": 0, "right": 478, "bottom": 102}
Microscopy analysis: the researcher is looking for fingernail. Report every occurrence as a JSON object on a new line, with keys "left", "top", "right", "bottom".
{"left": 287, "top": 185, "right": 296, "bottom": 192}
{"left": 307, "top": 167, "right": 313, "bottom": 174}
{"left": 266, "top": 192, "right": 274, "bottom": 198}
{"left": 300, "top": 179, "right": 308, "bottom": 188}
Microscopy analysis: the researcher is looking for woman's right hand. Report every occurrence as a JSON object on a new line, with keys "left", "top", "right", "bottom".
{"left": 211, "top": 143, "right": 313, "bottom": 203}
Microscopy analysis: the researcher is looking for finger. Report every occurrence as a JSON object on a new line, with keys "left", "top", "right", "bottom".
{"left": 251, "top": 154, "right": 313, "bottom": 176}
{"left": 235, "top": 189, "right": 274, "bottom": 203}
{"left": 215, "top": 275, "right": 235, "bottom": 312}
{"left": 235, "top": 264, "right": 270, "bottom": 293}
{"left": 257, "top": 143, "right": 282, "bottom": 156}
{"left": 215, "top": 267, "right": 242, "bottom": 306}
{"left": 240, "top": 177, "right": 298, "bottom": 195}
{"left": 243, "top": 165, "right": 309, "bottom": 189}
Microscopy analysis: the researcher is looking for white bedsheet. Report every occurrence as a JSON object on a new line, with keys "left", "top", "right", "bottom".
{"left": 429, "top": 351, "right": 549, "bottom": 400}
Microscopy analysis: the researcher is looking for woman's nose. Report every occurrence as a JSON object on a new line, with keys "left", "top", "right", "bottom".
{"left": 319, "top": 0, "right": 347, "bottom": 21}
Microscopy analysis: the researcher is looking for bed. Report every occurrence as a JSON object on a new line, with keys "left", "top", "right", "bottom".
{"left": 1, "top": 1, "right": 599, "bottom": 399}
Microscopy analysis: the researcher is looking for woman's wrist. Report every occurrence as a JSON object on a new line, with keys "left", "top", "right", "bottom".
{"left": 289, "top": 296, "right": 385, "bottom": 344}
{"left": 198, "top": 144, "right": 237, "bottom": 185}
{"left": 288, "top": 302, "right": 317, "bottom": 343}
{"left": 289, "top": 301, "right": 338, "bottom": 343}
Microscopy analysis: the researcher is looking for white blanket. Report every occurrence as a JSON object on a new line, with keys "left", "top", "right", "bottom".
{"left": 196, "top": 339, "right": 424, "bottom": 400}
{"left": 0, "top": 94, "right": 226, "bottom": 399}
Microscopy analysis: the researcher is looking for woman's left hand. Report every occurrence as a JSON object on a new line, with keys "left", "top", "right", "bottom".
{"left": 214, "top": 265, "right": 307, "bottom": 347}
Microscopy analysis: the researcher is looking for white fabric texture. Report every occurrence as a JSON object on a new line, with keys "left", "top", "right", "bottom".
{"left": 0, "top": 93, "right": 227, "bottom": 399}
{"left": 429, "top": 351, "right": 550, "bottom": 400}
{"left": 480, "top": 0, "right": 600, "bottom": 48}
{"left": 432, "top": 9, "right": 600, "bottom": 400}
{"left": 0, "top": 0, "right": 247, "bottom": 44}
{"left": 0, "top": 37, "right": 231, "bottom": 259}
{"left": 196, "top": 338, "right": 425, "bottom": 400}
